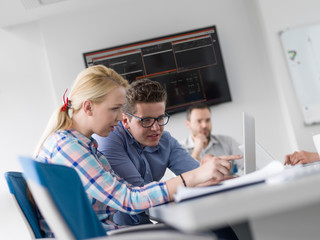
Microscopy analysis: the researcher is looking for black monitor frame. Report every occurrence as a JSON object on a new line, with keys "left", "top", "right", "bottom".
{"left": 83, "top": 25, "right": 231, "bottom": 114}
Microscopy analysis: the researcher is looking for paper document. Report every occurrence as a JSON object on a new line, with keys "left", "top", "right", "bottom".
{"left": 267, "top": 161, "right": 320, "bottom": 184}
{"left": 174, "top": 161, "right": 284, "bottom": 202}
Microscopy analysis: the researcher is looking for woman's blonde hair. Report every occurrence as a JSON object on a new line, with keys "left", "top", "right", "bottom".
{"left": 34, "top": 65, "right": 129, "bottom": 156}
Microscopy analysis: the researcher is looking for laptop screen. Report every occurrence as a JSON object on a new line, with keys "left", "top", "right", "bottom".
{"left": 243, "top": 112, "right": 256, "bottom": 174}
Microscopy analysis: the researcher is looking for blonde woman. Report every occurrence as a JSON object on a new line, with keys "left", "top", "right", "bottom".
{"left": 34, "top": 65, "right": 235, "bottom": 233}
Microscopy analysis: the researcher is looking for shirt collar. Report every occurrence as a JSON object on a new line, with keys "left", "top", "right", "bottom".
{"left": 63, "top": 129, "right": 98, "bottom": 149}
{"left": 119, "top": 122, "right": 135, "bottom": 144}
{"left": 206, "top": 134, "right": 218, "bottom": 150}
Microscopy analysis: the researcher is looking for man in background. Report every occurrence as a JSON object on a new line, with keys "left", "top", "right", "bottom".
{"left": 180, "top": 102, "right": 244, "bottom": 176}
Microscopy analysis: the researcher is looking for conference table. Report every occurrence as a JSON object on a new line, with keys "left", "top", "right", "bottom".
{"left": 149, "top": 168, "right": 320, "bottom": 240}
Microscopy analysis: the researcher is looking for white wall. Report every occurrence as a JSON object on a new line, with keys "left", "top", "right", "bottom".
{"left": 0, "top": 22, "right": 55, "bottom": 238}
{"left": 38, "top": 0, "right": 291, "bottom": 161}
{"left": 257, "top": 0, "right": 320, "bottom": 151}
{"left": 0, "top": 0, "right": 319, "bottom": 239}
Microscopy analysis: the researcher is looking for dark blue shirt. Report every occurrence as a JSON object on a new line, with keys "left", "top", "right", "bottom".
{"left": 94, "top": 122, "right": 199, "bottom": 187}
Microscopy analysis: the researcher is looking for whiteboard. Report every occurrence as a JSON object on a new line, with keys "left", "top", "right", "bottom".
{"left": 281, "top": 25, "right": 320, "bottom": 125}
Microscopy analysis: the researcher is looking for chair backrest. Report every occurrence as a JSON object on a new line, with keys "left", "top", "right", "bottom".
{"left": 4, "top": 171, "right": 44, "bottom": 239}
{"left": 19, "top": 156, "right": 107, "bottom": 240}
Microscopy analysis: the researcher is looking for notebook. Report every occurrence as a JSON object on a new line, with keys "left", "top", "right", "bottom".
{"left": 174, "top": 160, "right": 284, "bottom": 202}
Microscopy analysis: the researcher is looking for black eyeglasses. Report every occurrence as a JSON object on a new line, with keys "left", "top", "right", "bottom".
{"left": 126, "top": 112, "right": 170, "bottom": 128}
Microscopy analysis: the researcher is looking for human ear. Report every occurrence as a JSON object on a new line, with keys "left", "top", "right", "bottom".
{"left": 83, "top": 100, "right": 93, "bottom": 116}
{"left": 122, "top": 113, "right": 130, "bottom": 129}
{"left": 186, "top": 120, "right": 191, "bottom": 128}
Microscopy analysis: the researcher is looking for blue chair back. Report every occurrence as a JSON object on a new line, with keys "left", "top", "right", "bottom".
{"left": 19, "top": 156, "right": 107, "bottom": 240}
{"left": 4, "top": 171, "right": 44, "bottom": 239}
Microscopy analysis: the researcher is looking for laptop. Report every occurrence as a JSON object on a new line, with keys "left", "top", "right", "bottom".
{"left": 242, "top": 112, "right": 256, "bottom": 174}
{"left": 242, "top": 112, "right": 277, "bottom": 174}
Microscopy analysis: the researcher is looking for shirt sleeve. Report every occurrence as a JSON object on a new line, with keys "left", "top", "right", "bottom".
{"left": 226, "top": 136, "right": 243, "bottom": 155}
{"left": 166, "top": 133, "right": 200, "bottom": 175}
{"left": 178, "top": 137, "right": 193, "bottom": 155}
{"left": 94, "top": 132, "right": 145, "bottom": 187}
{"left": 50, "top": 138, "right": 169, "bottom": 215}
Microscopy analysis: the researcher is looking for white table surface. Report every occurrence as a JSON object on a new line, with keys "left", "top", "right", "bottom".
{"left": 149, "top": 173, "right": 320, "bottom": 239}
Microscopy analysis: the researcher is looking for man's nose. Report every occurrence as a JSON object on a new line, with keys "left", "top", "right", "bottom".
{"left": 200, "top": 121, "right": 207, "bottom": 128}
{"left": 151, "top": 120, "right": 160, "bottom": 130}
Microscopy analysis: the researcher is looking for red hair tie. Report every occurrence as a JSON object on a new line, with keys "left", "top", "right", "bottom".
{"left": 61, "top": 89, "right": 69, "bottom": 112}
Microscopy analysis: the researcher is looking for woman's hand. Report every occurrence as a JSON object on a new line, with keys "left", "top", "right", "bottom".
{"left": 284, "top": 151, "right": 320, "bottom": 166}
{"left": 193, "top": 154, "right": 242, "bottom": 187}
{"left": 165, "top": 154, "right": 242, "bottom": 200}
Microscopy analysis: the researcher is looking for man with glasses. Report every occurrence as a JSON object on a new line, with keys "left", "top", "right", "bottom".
{"left": 94, "top": 79, "right": 201, "bottom": 189}
{"left": 93, "top": 79, "right": 202, "bottom": 225}
{"left": 94, "top": 79, "right": 243, "bottom": 239}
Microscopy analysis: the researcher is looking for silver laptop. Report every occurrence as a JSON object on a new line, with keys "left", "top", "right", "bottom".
{"left": 243, "top": 112, "right": 256, "bottom": 174}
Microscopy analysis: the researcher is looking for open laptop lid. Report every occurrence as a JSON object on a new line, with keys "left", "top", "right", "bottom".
{"left": 243, "top": 112, "right": 256, "bottom": 174}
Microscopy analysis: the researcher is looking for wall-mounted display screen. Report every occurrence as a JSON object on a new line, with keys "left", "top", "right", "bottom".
{"left": 83, "top": 25, "right": 231, "bottom": 114}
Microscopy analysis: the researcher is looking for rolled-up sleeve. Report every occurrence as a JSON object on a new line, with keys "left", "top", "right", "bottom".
{"left": 43, "top": 136, "right": 169, "bottom": 215}
{"left": 166, "top": 133, "right": 200, "bottom": 174}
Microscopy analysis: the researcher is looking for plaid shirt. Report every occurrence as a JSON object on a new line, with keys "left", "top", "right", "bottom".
{"left": 36, "top": 129, "right": 169, "bottom": 232}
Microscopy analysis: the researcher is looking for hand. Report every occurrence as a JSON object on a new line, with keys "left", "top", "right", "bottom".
{"left": 165, "top": 155, "right": 242, "bottom": 200}
{"left": 200, "top": 153, "right": 243, "bottom": 166}
{"left": 194, "top": 175, "right": 236, "bottom": 187}
{"left": 193, "top": 133, "right": 208, "bottom": 151}
{"left": 195, "top": 154, "right": 243, "bottom": 187}
{"left": 191, "top": 134, "right": 208, "bottom": 160}
{"left": 284, "top": 150, "right": 320, "bottom": 165}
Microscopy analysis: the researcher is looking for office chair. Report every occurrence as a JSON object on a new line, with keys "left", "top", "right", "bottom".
{"left": 19, "top": 156, "right": 215, "bottom": 240}
{"left": 4, "top": 171, "right": 47, "bottom": 239}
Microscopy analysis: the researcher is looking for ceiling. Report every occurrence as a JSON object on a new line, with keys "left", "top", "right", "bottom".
{"left": 0, "top": 0, "right": 106, "bottom": 28}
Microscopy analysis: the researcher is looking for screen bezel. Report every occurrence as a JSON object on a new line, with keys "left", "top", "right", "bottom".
{"left": 83, "top": 25, "right": 232, "bottom": 114}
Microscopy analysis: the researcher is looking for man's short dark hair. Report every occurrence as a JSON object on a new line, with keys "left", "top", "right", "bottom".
{"left": 122, "top": 78, "right": 167, "bottom": 114}
{"left": 186, "top": 102, "right": 211, "bottom": 121}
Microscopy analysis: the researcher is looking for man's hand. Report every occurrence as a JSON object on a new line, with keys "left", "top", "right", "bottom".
{"left": 194, "top": 133, "right": 208, "bottom": 150}
{"left": 191, "top": 133, "right": 208, "bottom": 160}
